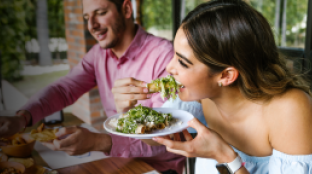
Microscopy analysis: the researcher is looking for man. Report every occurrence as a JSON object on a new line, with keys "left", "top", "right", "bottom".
{"left": 0, "top": 0, "right": 184, "bottom": 173}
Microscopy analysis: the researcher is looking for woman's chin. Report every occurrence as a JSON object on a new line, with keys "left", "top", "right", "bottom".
{"left": 178, "top": 90, "right": 192, "bottom": 101}
{"left": 179, "top": 89, "right": 204, "bottom": 101}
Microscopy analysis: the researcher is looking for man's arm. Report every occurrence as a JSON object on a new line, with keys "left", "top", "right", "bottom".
{"left": 0, "top": 54, "right": 97, "bottom": 137}
{"left": 18, "top": 46, "right": 99, "bottom": 125}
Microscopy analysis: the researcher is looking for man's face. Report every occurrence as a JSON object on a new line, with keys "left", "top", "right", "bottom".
{"left": 83, "top": 0, "right": 126, "bottom": 49}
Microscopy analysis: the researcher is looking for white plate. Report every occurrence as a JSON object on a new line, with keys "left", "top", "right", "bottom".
{"left": 103, "top": 108, "right": 194, "bottom": 139}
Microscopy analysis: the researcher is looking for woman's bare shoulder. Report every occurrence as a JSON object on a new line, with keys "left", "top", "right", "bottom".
{"left": 265, "top": 88, "right": 312, "bottom": 154}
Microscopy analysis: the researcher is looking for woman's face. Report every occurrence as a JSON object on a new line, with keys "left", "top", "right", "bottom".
{"left": 166, "top": 28, "right": 219, "bottom": 101}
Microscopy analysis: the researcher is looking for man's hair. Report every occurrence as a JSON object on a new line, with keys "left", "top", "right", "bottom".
{"left": 108, "top": 0, "right": 134, "bottom": 20}
{"left": 182, "top": 0, "right": 311, "bottom": 100}
{"left": 108, "top": 0, "right": 125, "bottom": 13}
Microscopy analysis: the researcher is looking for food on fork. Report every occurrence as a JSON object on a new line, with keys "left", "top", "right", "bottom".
{"left": 109, "top": 104, "right": 178, "bottom": 134}
{"left": 147, "top": 75, "right": 183, "bottom": 100}
{"left": 30, "top": 123, "right": 58, "bottom": 142}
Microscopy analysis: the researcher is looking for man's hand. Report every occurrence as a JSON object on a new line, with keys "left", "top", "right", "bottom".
{"left": 112, "top": 77, "right": 152, "bottom": 113}
{"left": 42, "top": 126, "right": 112, "bottom": 156}
{"left": 0, "top": 116, "right": 25, "bottom": 138}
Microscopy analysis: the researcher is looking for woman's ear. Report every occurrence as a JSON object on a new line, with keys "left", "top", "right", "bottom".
{"left": 122, "top": 0, "right": 133, "bottom": 19}
{"left": 218, "top": 67, "right": 239, "bottom": 86}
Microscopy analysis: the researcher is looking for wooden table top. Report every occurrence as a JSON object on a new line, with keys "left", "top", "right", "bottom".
{"left": 56, "top": 157, "right": 156, "bottom": 174}
{"left": 24, "top": 157, "right": 156, "bottom": 174}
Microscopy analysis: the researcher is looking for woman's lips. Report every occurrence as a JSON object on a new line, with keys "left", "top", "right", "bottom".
{"left": 176, "top": 80, "right": 185, "bottom": 88}
{"left": 179, "top": 87, "right": 186, "bottom": 92}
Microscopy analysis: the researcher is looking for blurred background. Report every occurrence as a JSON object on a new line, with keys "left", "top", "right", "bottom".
{"left": 0, "top": 0, "right": 311, "bottom": 129}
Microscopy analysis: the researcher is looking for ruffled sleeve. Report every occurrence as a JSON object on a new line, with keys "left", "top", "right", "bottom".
{"left": 269, "top": 150, "right": 312, "bottom": 174}
{"left": 161, "top": 96, "right": 207, "bottom": 133}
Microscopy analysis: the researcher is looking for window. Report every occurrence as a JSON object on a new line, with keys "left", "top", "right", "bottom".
{"left": 250, "top": 0, "right": 308, "bottom": 49}
{"left": 178, "top": 0, "right": 312, "bottom": 75}
{"left": 141, "top": 0, "right": 173, "bottom": 40}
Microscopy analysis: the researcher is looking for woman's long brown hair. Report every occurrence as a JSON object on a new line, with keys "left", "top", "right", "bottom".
{"left": 182, "top": 0, "right": 311, "bottom": 100}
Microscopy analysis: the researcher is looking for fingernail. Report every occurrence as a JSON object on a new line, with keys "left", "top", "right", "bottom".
{"left": 142, "top": 82, "right": 147, "bottom": 87}
{"left": 143, "top": 88, "right": 149, "bottom": 93}
{"left": 147, "top": 94, "right": 152, "bottom": 98}
{"left": 152, "top": 137, "right": 158, "bottom": 141}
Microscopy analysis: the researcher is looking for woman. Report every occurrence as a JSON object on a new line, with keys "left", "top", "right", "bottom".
{"left": 112, "top": 0, "right": 312, "bottom": 173}
{"left": 151, "top": 0, "right": 312, "bottom": 173}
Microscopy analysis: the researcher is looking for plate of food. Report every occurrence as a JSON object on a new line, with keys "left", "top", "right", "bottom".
{"left": 103, "top": 104, "right": 194, "bottom": 139}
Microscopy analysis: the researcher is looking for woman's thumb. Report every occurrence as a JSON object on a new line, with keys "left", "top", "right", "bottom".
{"left": 187, "top": 118, "right": 206, "bottom": 132}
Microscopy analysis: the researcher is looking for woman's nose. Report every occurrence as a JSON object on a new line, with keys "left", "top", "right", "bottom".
{"left": 166, "top": 58, "right": 177, "bottom": 75}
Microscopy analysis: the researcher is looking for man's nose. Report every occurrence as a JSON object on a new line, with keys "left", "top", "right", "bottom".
{"left": 88, "top": 17, "right": 100, "bottom": 31}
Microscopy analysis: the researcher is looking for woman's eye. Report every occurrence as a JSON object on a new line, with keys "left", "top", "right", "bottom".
{"left": 178, "top": 59, "right": 188, "bottom": 68}
{"left": 98, "top": 11, "right": 107, "bottom": 15}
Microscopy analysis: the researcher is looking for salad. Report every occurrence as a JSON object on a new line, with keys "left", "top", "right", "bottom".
{"left": 109, "top": 104, "right": 176, "bottom": 134}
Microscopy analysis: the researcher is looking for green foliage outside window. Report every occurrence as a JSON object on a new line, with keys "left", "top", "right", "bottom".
{"left": 0, "top": 0, "right": 65, "bottom": 82}
{"left": 48, "top": 0, "right": 65, "bottom": 38}
{"left": 184, "top": 0, "right": 308, "bottom": 48}
{"left": 142, "top": 0, "right": 172, "bottom": 30}
{"left": 250, "top": 0, "right": 307, "bottom": 48}
{"left": 0, "top": 0, "right": 33, "bottom": 81}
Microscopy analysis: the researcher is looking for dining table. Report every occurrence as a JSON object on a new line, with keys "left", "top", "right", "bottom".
{"left": 1, "top": 111, "right": 159, "bottom": 174}
{"left": 24, "top": 156, "right": 157, "bottom": 174}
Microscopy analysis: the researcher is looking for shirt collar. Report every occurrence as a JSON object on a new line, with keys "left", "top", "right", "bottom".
{"left": 108, "top": 24, "right": 147, "bottom": 60}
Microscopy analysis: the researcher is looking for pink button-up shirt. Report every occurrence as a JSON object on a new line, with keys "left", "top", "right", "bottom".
{"left": 21, "top": 26, "right": 185, "bottom": 173}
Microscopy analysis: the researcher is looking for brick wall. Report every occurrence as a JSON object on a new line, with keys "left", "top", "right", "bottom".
{"left": 64, "top": 0, "right": 106, "bottom": 130}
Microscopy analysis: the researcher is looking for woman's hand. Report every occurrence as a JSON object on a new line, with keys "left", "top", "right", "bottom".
{"left": 141, "top": 139, "right": 162, "bottom": 146}
{"left": 153, "top": 118, "right": 237, "bottom": 163}
{"left": 112, "top": 77, "right": 152, "bottom": 113}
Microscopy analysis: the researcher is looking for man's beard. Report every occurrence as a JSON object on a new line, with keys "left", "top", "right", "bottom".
{"left": 100, "top": 15, "right": 126, "bottom": 49}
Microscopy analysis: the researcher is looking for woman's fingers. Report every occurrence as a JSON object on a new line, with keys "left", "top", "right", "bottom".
{"left": 153, "top": 137, "right": 190, "bottom": 152}
{"left": 154, "top": 136, "right": 195, "bottom": 157}
{"left": 173, "top": 133, "right": 181, "bottom": 141}
{"left": 166, "top": 147, "right": 193, "bottom": 157}
{"left": 162, "top": 135, "right": 171, "bottom": 140}
{"left": 114, "top": 93, "right": 151, "bottom": 101}
{"left": 112, "top": 86, "right": 148, "bottom": 94}
{"left": 182, "top": 129, "right": 193, "bottom": 141}
{"left": 113, "top": 77, "right": 147, "bottom": 88}
{"left": 112, "top": 78, "right": 151, "bottom": 113}
{"left": 187, "top": 118, "right": 207, "bottom": 133}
